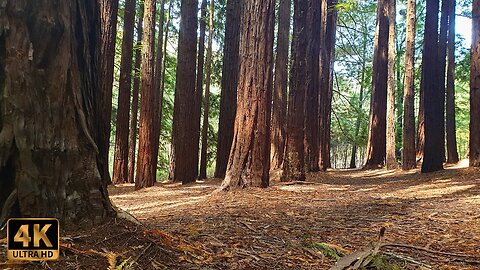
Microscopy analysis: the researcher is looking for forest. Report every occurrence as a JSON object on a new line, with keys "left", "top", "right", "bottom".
{"left": 0, "top": 0, "right": 480, "bottom": 269}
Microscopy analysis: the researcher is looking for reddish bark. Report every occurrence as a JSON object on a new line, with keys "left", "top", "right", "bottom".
{"left": 470, "top": 0, "right": 480, "bottom": 167}
{"left": 386, "top": 0, "right": 397, "bottom": 169}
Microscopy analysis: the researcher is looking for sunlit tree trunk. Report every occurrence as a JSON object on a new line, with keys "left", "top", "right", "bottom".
{"left": 219, "top": 0, "right": 274, "bottom": 190}
{"left": 470, "top": 0, "right": 480, "bottom": 167}
{"left": 386, "top": 0, "right": 397, "bottom": 169}
{"left": 437, "top": 0, "right": 449, "bottom": 161}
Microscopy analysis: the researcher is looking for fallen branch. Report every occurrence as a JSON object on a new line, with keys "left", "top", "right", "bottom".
{"left": 383, "top": 251, "right": 432, "bottom": 269}
{"left": 382, "top": 243, "right": 480, "bottom": 259}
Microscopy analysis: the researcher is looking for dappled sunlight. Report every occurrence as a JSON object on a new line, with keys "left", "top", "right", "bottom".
{"left": 381, "top": 182, "right": 476, "bottom": 199}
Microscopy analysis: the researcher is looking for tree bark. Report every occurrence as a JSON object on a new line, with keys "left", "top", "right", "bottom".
{"left": 470, "top": 0, "right": 480, "bottom": 167}
{"left": 402, "top": 0, "right": 417, "bottom": 170}
{"left": 437, "top": 0, "right": 449, "bottom": 161}
{"left": 386, "top": 0, "right": 397, "bottom": 169}
{"left": 271, "top": 0, "right": 291, "bottom": 170}
{"left": 113, "top": 0, "right": 137, "bottom": 184}
{"left": 283, "top": 0, "right": 309, "bottom": 182}
{"left": 364, "top": 0, "right": 389, "bottom": 169}
{"left": 153, "top": 0, "right": 165, "bottom": 175}
{"left": 135, "top": 0, "right": 158, "bottom": 189}
{"left": 0, "top": 0, "right": 114, "bottom": 227}
{"left": 127, "top": 3, "right": 144, "bottom": 184}
{"left": 219, "top": 0, "right": 274, "bottom": 190}
{"left": 416, "top": 70, "right": 425, "bottom": 160}
{"left": 421, "top": 0, "right": 443, "bottom": 173}
{"left": 98, "top": 0, "right": 119, "bottom": 184}
{"left": 215, "top": 0, "right": 241, "bottom": 178}
{"left": 199, "top": 0, "right": 215, "bottom": 180}
{"left": 446, "top": 0, "right": 459, "bottom": 164}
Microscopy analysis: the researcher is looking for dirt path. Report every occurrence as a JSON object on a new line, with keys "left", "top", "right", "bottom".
{"left": 108, "top": 162, "right": 480, "bottom": 269}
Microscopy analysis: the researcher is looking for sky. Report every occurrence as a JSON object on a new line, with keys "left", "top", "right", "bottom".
{"left": 456, "top": 16, "right": 472, "bottom": 49}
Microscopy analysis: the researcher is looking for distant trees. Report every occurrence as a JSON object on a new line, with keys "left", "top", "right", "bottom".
{"left": 470, "top": 0, "right": 480, "bottom": 167}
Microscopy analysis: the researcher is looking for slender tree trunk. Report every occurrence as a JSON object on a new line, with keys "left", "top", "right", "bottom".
{"left": 437, "top": 0, "right": 449, "bottom": 161}
{"left": 98, "top": 0, "right": 119, "bottom": 184}
{"left": 163, "top": 0, "right": 174, "bottom": 180}
{"left": 199, "top": 0, "right": 215, "bottom": 180}
{"left": 283, "top": 0, "right": 309, "bottom": 182}
{"left": 421, "top": 0, "right": 443, "bottom": 173}
{"left": 113, "top": 0, "right": 137, "bottom": 184}
{"left": 446, "top": 0, "right": 459, "bottom": 164}
{"left": 271, "top": 0, "right": 291, "bottom": 170}
{"left": 0, "top": 0, "right": 114, "bottom": 227}
{"left": 402, "top": 0, "right": 417, "bottom": 170}
{"left": 215, "top": 0, "right": 241, "bottom": 178}
{"left": 364, "top": 0, "right": 389, "bottom": 169}
{"left": 135, "top": 0, "right": 158, "bottom": 189}
{"left": 172, "top": 0, "right": 199, "bottom": 184}
{"left": 219, "top": 0, "right": 274, "bottom": 190}
{"left": 470, "top": 0, "right": 480, "bottom": 167}
{"left": 416, "top": 70, "right": 425, "bottom": 160}
{"left": 153, "top": 0, "right": 165, "bottom": 174}
{"left": 127, "top": 4, "right": 144, "bottom": 184}
{"left": 386, "top": 0, "right": 397, "bottom": 169}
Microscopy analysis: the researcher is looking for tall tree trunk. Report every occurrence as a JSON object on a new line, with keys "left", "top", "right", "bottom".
{"left": 437, "top": 0, "right": 449, "bottom": 161}
{"left": 199, "top": 0, "right": 215, "bottom": 180}
{"left": 127, "top": 3, "right": 144, "bottom": 184}
{"left": 386, "top": 0, "right": 397, "bottom": 169}
{"left": 446, "top": 0, "right": 459, "bottom": 164}
{"left": 364, "top": 0, "right": 389, "bottom": 169}
{"left": 163, "top": 0, "right": 174, "bottom": 180}
{"left": 283, "top": 0, "right": 309, "bottom": 182}
{"left": 153, "top": 0, "right": 165, "bottom": 175}
{"left": 215, "top": 0, "right": 241, "bottom": 178}
{"left": 416, "top": 70, "right": 425, "bottom": 160}
{"left": 470, "top": 0, "right": 480, "bottom": 167}
{"left": 402, "top": 0, "right": 417, "bottom": 170}
{"left": 219, "top": 0, "right": 274, "bottom": 190}
{"left": 271, "top": 0, "right": 291, "bottom": 170}
{"left": 113, "top": 0, "right": 137, "bottom": 184}
{"left": 0, "top": 0, "right": 114, "bottom": 227}
{"left": 421, "top": 0, "right": 443, "bottom": 173}
{"left": 135, "top": 0, "right": 158, "bottom": 189}
{"left": 99, "top": 0, "right": 119, "bottom": 184}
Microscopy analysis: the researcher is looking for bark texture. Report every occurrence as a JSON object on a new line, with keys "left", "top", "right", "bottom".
{"left": 215, "top": 0, "right": 241, "bottom": 178}
{"left": 0, "top": 0, "right": 114, "bottom": 227}
{"left": 386, "top": 0, "right": 397, "bottom": 169}
{"left": 271, "top": 0, "right": 291, "bottom": 170}
{"left": 437, "top": 0, "right": 449, "bottom": 161}
{"left": 470, "top": 0, "right": 480, "bottom": 167}
{"left": 219, "top": 0, "right": 274, "bottom": 190}
{"left": 153, "top": 0, "right": 165, "bottom": 175}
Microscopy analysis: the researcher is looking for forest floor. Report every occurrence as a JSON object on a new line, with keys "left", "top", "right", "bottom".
{"left": 2, "top": 161, "right": 480, "bottom": 269}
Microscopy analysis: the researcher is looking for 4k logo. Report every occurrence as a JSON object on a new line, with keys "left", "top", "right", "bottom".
{"left": 7, "top": 218, "right": 60, "bottom": 261}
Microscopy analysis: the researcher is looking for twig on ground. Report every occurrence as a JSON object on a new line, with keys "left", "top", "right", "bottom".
{"left": 383, "top": 251, "right": 432, "bottom": 268}
{"left": 382, "top": 243, "right": 480, "bottom": 259}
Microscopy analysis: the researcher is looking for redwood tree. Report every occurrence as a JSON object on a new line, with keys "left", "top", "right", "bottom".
{"left": 364, "top": 0, "right": 390, "bottom": 169}
{"left": 470, "top": 0, "right": 480, "bottom": 167}
{"left": 271, "top": 0, "right": 291, "bottom": 170}
{"left": 172, "top": 0, "right": 199, "bottom": 184}
{"left": 0, "top": 0, "right": 114, "bottom": 227}
{"left": 386, "top": 0, "right": 397, "bottom": 169}
{"left": 219, "top": 0, "right": 274, "bottom": 190}
{"left": 437, "top": 0, "right": 449, "bottom": 161}
{"left": 215, "top": 0, "right": 241, "bottom": 178}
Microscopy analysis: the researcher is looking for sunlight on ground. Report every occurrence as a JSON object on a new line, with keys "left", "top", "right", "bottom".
{"left": 382, "top": 182, "right": 476, "bottom": 199}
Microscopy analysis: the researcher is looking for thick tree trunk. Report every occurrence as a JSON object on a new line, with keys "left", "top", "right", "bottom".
{"left": 364, "top": 0, "right": 389, "bottom": 169}
{"left": 98, "top": 0, "right": 119, "bottom": 184}
{"left": 219, "top": 0, "right": 274, "bottom": 190}
{"left": 172, "top": 0, "right": 199, "bottom": 184}
{"left": 113, "top": 0, "right": 137, "bottom": 184}
{"left": 446, "top": 0, "right": 459, "bottom": 164}
{"left": 386, "top": 0, "right": 397, "bottom": 169}
{"left": 283, "top": 0, "right": 309, "bottom": 182}
{"left": 437, "top": 0, "right": 449, "bottom": 160}
{"left": 402, "top": 0, "right": 417, "bottom": 170}
{"left": 135, "top": 0, "right": 158, "bottom": 189}
{"left": 127, "top": 4, "right": 144, "bottom": 184}
{"left": 470, "top": 0, "right": 480, "bottom": 167}
{"left": 271, "top": 0, "right": 291, "bottom": 170}
{"left": 199, "top": 0, "right": 215, "bottom": 180}
{"left": 0, "top": 0, "right": 114, "bottom": 227}
{"left": 153, "top": 0, "right": 165, "bottom": 174}
{"left": 215, "top": 0, "right": 241, "bottom": 178}
{"left": 421, "top": 0, "right": 443, "bottom": 173}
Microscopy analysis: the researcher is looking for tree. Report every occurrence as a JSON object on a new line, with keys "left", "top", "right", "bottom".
{"left": 386, "top": 0, "right": 397, "bottom": 169}
{"left": 113, "top": 0, "right": 137, "bottom": 184}
{"left": 364, "top": 0, "right": 390, "bottom": 169}
{"left": 421, "top": 0, "right": 443, "bottom": 173}
{"left": 215, "top": 0, "right": 241, "bottom": 178}
{"left": 199, "top": 0, "right": 215, "bottom": 180}
{"left": 0, "top": 0, "right": 114, "bottom": 226}
{"left": 219, "top": 0, "right": 274, "bottom": 190}
{"left": 470, "top": 0, "right": 480, "bottom": 167}
{"left": 437, "top": 0, "right": 449, "bottom": 161}
{"left": 446, "top": 0, "right": 459, "bottom": 164}
{"left": 271, "top": 0, "right": 291, "bottom": 170}
{"left": 99, "top": 0, "right": 119, "bottom": 184}
{"left": 172, "top": 0, "right": 199, "bottom": 184}
{"left": 402, "top": 0, "right": 417, "bottom": 170}
{"left": 283, "top": 0, "right": 309, "bottom": 181}
{"left": 127, "top": 4, "right": 144, "bottom": 184}
{"left": 135, "top": 0, "right": 158, "bottom": 189}
{"left": 305, "top": 0, "right": 321, "bottom": 172}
